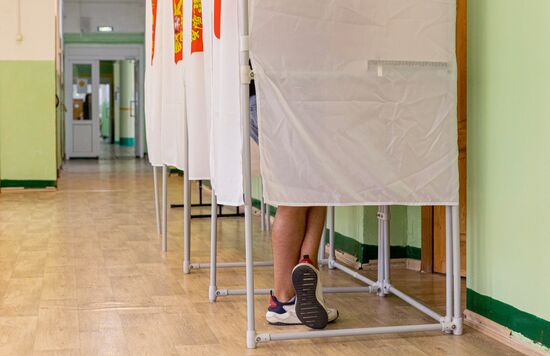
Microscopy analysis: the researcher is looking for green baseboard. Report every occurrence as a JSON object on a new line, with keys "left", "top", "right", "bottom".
{"left": 329, "top": 231, "right": 421, "bottom": 263}
{"left": 467, "top": 289, "right": 550, "bottom": 348}
{"left": 1, "top": 180, "right": 57, "bottom": 189}
{"left": 119, "top": 137, "right": 135, "bottom": 147}
{"left": 406, "top": 246, "right": 422, "bottom": 260}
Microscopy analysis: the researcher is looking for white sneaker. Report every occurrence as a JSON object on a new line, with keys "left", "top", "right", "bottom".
{"left": 265, "top": 292, "right": 301, "bottom": 325}
{"left": 292, "top": 255, "right": 339, "bottom": 329}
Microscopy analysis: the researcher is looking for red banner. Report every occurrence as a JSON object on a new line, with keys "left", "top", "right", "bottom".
{"left": 214, "top": 0, "right": 221, "bottom": 39}
{"left": 173, "top": 0, "right": 184, "bottom": 63}
{"left": 191, "top": 0, "right": 204, "bottom": 53}
{"left": 151, "top": 0, "right": 158, "bottom": 64}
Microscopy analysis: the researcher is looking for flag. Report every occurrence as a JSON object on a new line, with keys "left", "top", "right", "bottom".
{"left": 145, "top": 0, "right": 163, "bottom": 167}
{"left": 160, "top": 0, "right": 186, "bottom": 169}
{"left": 173, "top": 0, "right": 184, "bottom": 63}
{"left": 250, "top": 0, "right": 458, "bottom": 206}
{"left": 184, "top": 0, "right": 210, "bottom": 180}
{"left": 208, "top": 0, "right": 244, "bottom": 206}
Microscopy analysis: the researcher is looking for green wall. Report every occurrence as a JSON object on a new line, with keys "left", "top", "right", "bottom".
{"left": 0, "top": 61, "right": 57, "bottom": 187}
{"left": 468, "top": 0, "right": 550, "bottom": 348}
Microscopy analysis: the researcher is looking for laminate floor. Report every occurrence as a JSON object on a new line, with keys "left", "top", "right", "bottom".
{"left": 0, "top": 159, "right": 522, "bottom": 355}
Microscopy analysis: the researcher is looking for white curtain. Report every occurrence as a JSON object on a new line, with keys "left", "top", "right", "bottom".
{"left": 184, "top": 0, "right": 211, "bottom": 180}
{"left": 157, "top": 0, "right": 186, "bottom": 170}
{"left": 250, "top": 0, "right": 459, "bottom": 206}
{"left": 208, "top": 0, "right": 244, "bottom": 206}
{"left": 144, "top": 0, "right": 163, "bottom": 167}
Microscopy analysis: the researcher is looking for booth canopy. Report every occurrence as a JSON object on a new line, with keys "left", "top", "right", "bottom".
{"left": 250, "top": 0, "right": 459, "bottom": 206}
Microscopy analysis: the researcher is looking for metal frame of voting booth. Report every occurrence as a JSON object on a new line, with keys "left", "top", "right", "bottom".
{"left": 237, "top": 0, "right": 463, "bottom": 348}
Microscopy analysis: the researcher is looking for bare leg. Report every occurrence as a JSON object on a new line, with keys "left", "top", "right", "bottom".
{"left": 272, "top": 206, "right": 308, "bottom": 301}
{"left": 300, "top": 206, "right": 327, "bottom": 268}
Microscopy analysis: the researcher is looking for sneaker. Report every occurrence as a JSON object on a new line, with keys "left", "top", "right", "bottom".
{"left": 292, "top": 255, "right": 339, "bottom": 329}
{"left": 265, "top": 292, "right": 301, "bottom": 325}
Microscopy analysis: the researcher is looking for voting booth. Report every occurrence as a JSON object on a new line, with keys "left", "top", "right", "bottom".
{"left": 242, "top": 0, "right": 461, "bottom": 348}
{"left": 146, "top": 0, "right": 462, "bottom": 348}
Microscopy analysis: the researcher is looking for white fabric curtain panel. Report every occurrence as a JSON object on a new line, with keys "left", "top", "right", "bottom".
{"left": 208, "top": 0, "right": 245, "bottom": 206}
{"left": 184, "top": 0, "right": 211, "bottom": 180}
{"left": 159, "top": 0, "right": 186, "bottom": 170}
{"left": 144, "top": 0, "right": 163, "bottom": 167}
{"left": 250, "top": 0, "right": 459, "bottom": 206}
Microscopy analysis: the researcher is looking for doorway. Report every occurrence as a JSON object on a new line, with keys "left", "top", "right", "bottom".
{"left": 98, "top": 59, "right": 139, "bottom": 160}
{"left": 64, "top": 45, "right": 145, "bottom": 160}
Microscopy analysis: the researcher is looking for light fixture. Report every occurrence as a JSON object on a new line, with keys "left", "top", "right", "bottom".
{"left": 97, "top": 26, "right": 114, "bottom": 32}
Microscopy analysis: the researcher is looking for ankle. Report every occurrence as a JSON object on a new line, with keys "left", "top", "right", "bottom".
{"left": 273, "top": 292, "right": 295, "bottom": 303}
{"left": 300, "top": 254, "right": 318, "bottom": 268}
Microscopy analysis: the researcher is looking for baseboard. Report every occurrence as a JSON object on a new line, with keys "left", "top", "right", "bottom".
{"left": 361, "top": 258, "right": 421, "bottom": 271}
{"left": 0, "top": 180, "right": 57, "bottom": 189}
{"left": 464, "top": 310, "right": 550, "bottom": 356}
{"left": 322, "top": 246, "right": 421, "bottom": 272}
{"left": 323, "top": 246, "right": 363, "bottom": 269}
{"left": 1, "top": 186, "right": 57, "bottom": 193}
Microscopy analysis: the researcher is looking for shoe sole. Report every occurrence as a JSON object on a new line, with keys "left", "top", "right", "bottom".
{"left": 267, "top": 321, "right": 302, "bottom": 326}
{"left": 292, "top": 264, "right": 328, "bottom": 329}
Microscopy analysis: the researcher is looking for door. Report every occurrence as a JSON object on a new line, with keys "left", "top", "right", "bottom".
{"left": 65, "top": 61, "right": 100, "bottom": 158}
{"left": 422, "top": 0, "right": 467, "bottom": 277}
{"left": 134, "top": 59, "right": 143, "bottom": 158}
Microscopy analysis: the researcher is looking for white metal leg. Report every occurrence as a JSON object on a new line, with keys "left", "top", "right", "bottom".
{"left": 265, "top": 204, "right": 271, "bottom": 232}
{"left": 445, "top": 206, "right": 454, "bottom": 329}
{"left": 389, "top": 286, "right": 444, "bottom": 321}
{"left": 153, "top": 166, "right": 161, "bottom": 237}
{"left": 238, "top": 0, "right": 256, "bottom": 347}
{"left": 192, "top": 261, "right": 273, "bottom": 269}
{"left": 451, "top": 206, "right": 463, "bottom": 335}
{"left": 161, "top": 165, "right": 168, "bottom": 252}
{"left": 331, "top": 260, "right": 377, "bottom": 288}
{"left": 260, "top": 198, "right": 265, "bottom": 231}
{"left": 217, "top": 286, "right": 372, "bottom": 297}
{"left": 183, "top": 170, "right": 191, "bottom": 274}
{"left": 377, "top": 206, "right": 384, "bottom": 295}
{"left": 328, "top": 206, "right": 335, "bottom": 269}
{"left": 383, "top": 206, "right": 391, "bottom": 295}
{"left": 209, "top": 191, "right": 218, "bottom": 302}
{"left": 256, "top": 324, "right": 443, "bottom": 343}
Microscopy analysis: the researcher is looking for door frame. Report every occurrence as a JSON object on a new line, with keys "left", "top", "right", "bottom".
{"left": 421, "top": 0, "right": 467, "bottom": 275}
{"left": 64, "top": 44, "right": 145, "bottom": 158}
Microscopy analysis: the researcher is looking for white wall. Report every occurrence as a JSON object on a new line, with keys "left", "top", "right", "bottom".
{"left": 0, "top": 0, "right": 58, "bottom": 60}
{"left": 63, "top": 0, "right": 145, "bottom": 33}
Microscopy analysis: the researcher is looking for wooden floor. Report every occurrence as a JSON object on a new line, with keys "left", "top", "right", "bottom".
{"left": 0, "top": 160, "right": 521, "bottom": 355}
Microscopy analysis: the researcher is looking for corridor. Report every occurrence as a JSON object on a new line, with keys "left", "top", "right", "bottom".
{"left": 0, "top": 160, "right": 520, "bottom": 355}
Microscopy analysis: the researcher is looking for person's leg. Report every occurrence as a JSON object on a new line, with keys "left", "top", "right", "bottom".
{"left": 271, "top": 206, "right": 308, "bottom": 302}
{"left": 292, "top": 206, "right": 338, "bottom": 329}
{"left": 300, "top": 206, "right": 327, "bottom": 267}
